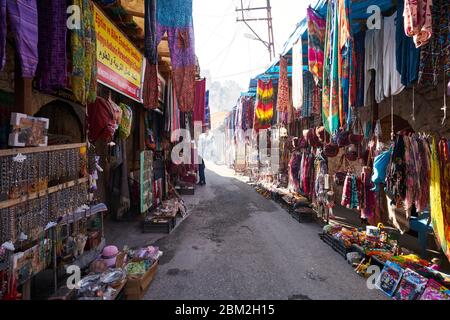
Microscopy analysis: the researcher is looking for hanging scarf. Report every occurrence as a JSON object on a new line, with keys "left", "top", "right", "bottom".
{"left": 156, "top": 0, "right": 195, "bottom": 112}
{"left": 301, "top": 72, "right": 314, "bottom": 118}
{"left": 338, "top": 0, "right": 352, "bottom": 126}
{"left": 292, "top": 39, "right": 304, "bottom": 110}
{"left": 404, "top": 0, "right": 433, "bottom": 48}
{"left": 438, "top": 138, "right": 450, "bottom": 244}
{"left": 36, "top": 0, "right": 67, "bottom": 93}
{"left": 254, "top": 79, "right": 274, "bottom": 131}
{"left": 194, "top": 79, "right": 206, "bottom": 125}
{"left": 322, "top": 0, "right": 340, "bottom": 134}
{"left": 307, "top": 6, "right": 326, "bottom": 85}
{"left": 71, "top": 0, "right": 97, "bottom": 105}
{"left": 418, "top": 0, "right": 449, "bottom": 86}
{"left": 430, "top": 138, "right": 450, "bottom": 260}
{"left": 277, "top": 56, "right": 289, "bottom": 112}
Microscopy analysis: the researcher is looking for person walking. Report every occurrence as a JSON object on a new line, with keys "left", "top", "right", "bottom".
{"left": 198, "top": 158, "right": 206, "bottom": 186}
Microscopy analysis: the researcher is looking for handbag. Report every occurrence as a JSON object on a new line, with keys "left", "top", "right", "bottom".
{"left": 345, "top": 144, "right": 358, "bottom": 162}
{"left": 335, "top": 128, "right": 350, "bottom": 147}
{"left": 334, "top": 154, "right": 350, "bottom": 186}
{"left": 349, "top": 116, "right": 364, "bottom": 145}
{"left": 323, "top": 128, "right": 339, "bottom": 158}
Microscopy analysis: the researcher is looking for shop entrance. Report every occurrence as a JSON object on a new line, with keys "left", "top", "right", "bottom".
{"left": 34, "top": 100, "right": 85, "bottom": 145}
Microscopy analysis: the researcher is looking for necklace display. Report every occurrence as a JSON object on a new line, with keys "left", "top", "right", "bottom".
{"left": 0, "top": 146, "right": 89, "bottom": 244}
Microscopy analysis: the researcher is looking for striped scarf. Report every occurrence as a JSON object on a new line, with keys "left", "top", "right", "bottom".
{"left": 254, "top": 79, "right": 274, "bottom": 131}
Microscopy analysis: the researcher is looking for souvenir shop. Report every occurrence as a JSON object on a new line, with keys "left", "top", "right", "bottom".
{"left": 227, "top": 0, "right": 450, "bottom": 300}
{"left": 0, "top": 0, "right": 203, "bottom": 300}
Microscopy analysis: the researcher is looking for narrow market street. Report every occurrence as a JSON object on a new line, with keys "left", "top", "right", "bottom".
{"left": 127, "top": 163, "right": 386, "bottom": 300}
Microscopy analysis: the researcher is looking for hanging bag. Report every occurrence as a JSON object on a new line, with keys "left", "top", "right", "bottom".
{"left": 335, "top": 127, "right": 350, "bottom": 147}
{"left": 334, "top": 153, "right": 350, "bottom": 186}
{"left": 323, "top": 128, "right": 339, "bottom": 158}
{"left": 349, "top": 115, "right": 364, "bottom": 145}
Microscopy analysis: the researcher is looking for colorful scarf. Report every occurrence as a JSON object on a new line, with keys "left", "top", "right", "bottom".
{"left": 439, "top": 138, "right": 450, "bottom": 255}
{"left": 404, "top": 0, "right": 433, "bottom": 48}
{"left": 418, "top": 0, "right": 449, "bottom": 86}
{"left": 307, "top": 6, "right": 326, "bottom": 85}
{"left": 430, "top": 138, "right": 450, "bottom": 261}
{"left": 292, "top": 39, "right": 304, "bottom": 110}
{"left": 254, "top": 79, "right": 274, "bottom": 131}
{"left": 322, "top": 0, "right": 340, "bottom": 134}
{"left": 277, "top": 56, "right": 289, "bottom": 112}
{"left": 156, "top": 0, "right": 195, "bottom": 112}
{"left": 71, "top": 0, "right": 97, "bottom": 105}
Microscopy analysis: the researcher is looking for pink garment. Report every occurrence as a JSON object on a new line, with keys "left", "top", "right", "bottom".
{"left": 404, "top": 0, "right": 433, "bottom": 48}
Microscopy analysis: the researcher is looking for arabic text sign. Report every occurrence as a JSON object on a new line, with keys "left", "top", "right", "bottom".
{"left": 94, "top": 5, "right": 144, "bottom": 101}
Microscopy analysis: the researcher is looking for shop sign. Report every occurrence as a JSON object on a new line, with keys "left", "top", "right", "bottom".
{"left": 94, "top": 5, "right": 144, "bottom": 102}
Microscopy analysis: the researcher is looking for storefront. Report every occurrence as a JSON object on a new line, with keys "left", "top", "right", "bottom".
{"left": 0, "top": 0, "right": 204, "bottom": 300}
{"left": 227, "top": 0, "right": 450, "bottom": 300}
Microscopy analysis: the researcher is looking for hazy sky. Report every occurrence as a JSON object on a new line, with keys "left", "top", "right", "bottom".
{"left": 193, "top": 0, "right": 312, "bottom": 90}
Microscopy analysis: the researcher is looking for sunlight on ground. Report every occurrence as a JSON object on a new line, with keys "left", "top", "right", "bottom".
{"left": 205, "top": 161, "right": 249, "bottom": 184}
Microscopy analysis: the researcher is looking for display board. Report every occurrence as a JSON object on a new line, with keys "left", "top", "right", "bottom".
{"left": 140, "top": 151, "right": 154, "bottom": 214}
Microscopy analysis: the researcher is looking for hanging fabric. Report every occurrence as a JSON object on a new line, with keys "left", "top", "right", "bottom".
{"left": 430, "top": 137, "right": 450, "bottom": 260}
{"left": 194, "top": 78, "right": 206, "bottom": 126}
{"left": 204, "top": 90, "right": 211, "bottom": 130}
{"left": 292, "top": 39, "right": 304, "bottom": 110}
{"left": 254, "top": 79, "right": 274, "bottom": 131}
{"left": 301, "top": 72, "right": 314, "bottom": 118}
{"left": 0, "top": 0, "right": 39, "bottom": 78}
{"left": 322, "top": 0, "right": 340, "bottom": 134}
{"left": 338, "top": 0, "right": 352, "bottom": 127}
{"left": 35, "top": 0, "right": 67, "bottom": 93}
{"left": 155, "top": 0, "right": 195, "bottom": 112}
{"left": 364, "top": 28, "right": 384, "bottom": 106}
{"left": 143, "top": 60, "right": 159, "bottom": 109}
{"left": 396, "top": 0, "right": 421, "bottom": 87}
{"left": 418, "top": 0, "right": 449, "bottom": 86}
{"left": 71, "top": 0, "right": 97, "bottom": 105}
{"left": 403, "top": 0, "right": 433, "bottom": 48}
{"left": 383, "top": 13, "right": 405, "bottom": 98}
{"left": 354, "top": 31, "right": 366, "bottom": 108}
{"left": 306, "top": 6, "right": 326, "bottom": 85}
{"left": 144, "top": 0, "right": 157, "bottom": 64}
{"left": 277, "top": 56, "right": 289, "bottom": 113}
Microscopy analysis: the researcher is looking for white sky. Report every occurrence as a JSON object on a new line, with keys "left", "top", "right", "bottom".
{"left": 193, "top": 0, "right": 311, "bottom": 90}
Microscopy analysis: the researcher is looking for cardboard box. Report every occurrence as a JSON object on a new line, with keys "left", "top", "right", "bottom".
{"left": 124, "top": 261, "right": 158, "bottom": 300}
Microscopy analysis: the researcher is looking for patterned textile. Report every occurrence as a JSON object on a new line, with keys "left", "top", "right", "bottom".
{"left": 277, "top": 56, "right": 289, "bottom": 112}
{"left": 254, "top": 79, "right": 274, "bottom": 131}
{"left": 143, "top": 61, "right": 159, "bottom": 109}
{"left": 204, "top": 90, "right": 211, "bottom": 130}
{"left": 292, "top": 39, "right": 304, "bottom": 110}
{"left": 338, "top": 0, "right": 352, "bottom": 127}
{"left": 242, "top": 96, "right": 255, "bottom": 130}
{"left": 404, "top": 0, "right": 433, "bottom": 48}
{"left": 301, "top": 71, "right": 314, "bottom": 118}
{"left": 156, "top": 0, "right": 195, "bottom": 112}
{"left": 71, "top": 0, "right": 97, "bottom": 105}
{"left": 418, "top": 0, "right": 449, "bottom": 86}
{"left": 322, "top": 0, "right": 340, "bottom": 134}
{"left": 289, "top": 152, "right": 301, "bottom": 192}
{"left": 35, "top": 0, "right": 67, "bottom": 93}
{"left": 307, "top": 6, "right": 326, "bottom": 85}
{"left": 311, "top": 82, "right": 322, "bottom": 115}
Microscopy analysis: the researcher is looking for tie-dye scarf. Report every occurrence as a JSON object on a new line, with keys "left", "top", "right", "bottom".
{"left": 155, "top": 0, "right": 195, "bottom": 112}
{"left": 254, "top": 79, "right": 274, "bottom": 131}
{"left": 307, "top": 7, "right": 326, "bottom": 85}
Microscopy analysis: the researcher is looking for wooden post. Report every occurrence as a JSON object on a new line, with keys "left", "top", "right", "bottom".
{"left": 14, "top": 53, "right": 33, "bottom": 115}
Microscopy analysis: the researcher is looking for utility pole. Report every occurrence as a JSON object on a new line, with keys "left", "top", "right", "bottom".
{"left": 236, "top": 0, "right": 276, "bottom": 62}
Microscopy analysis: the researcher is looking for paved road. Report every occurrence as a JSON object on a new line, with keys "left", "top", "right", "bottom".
{"left": 145, "top": 163, "right": 385, "bottom": 300}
